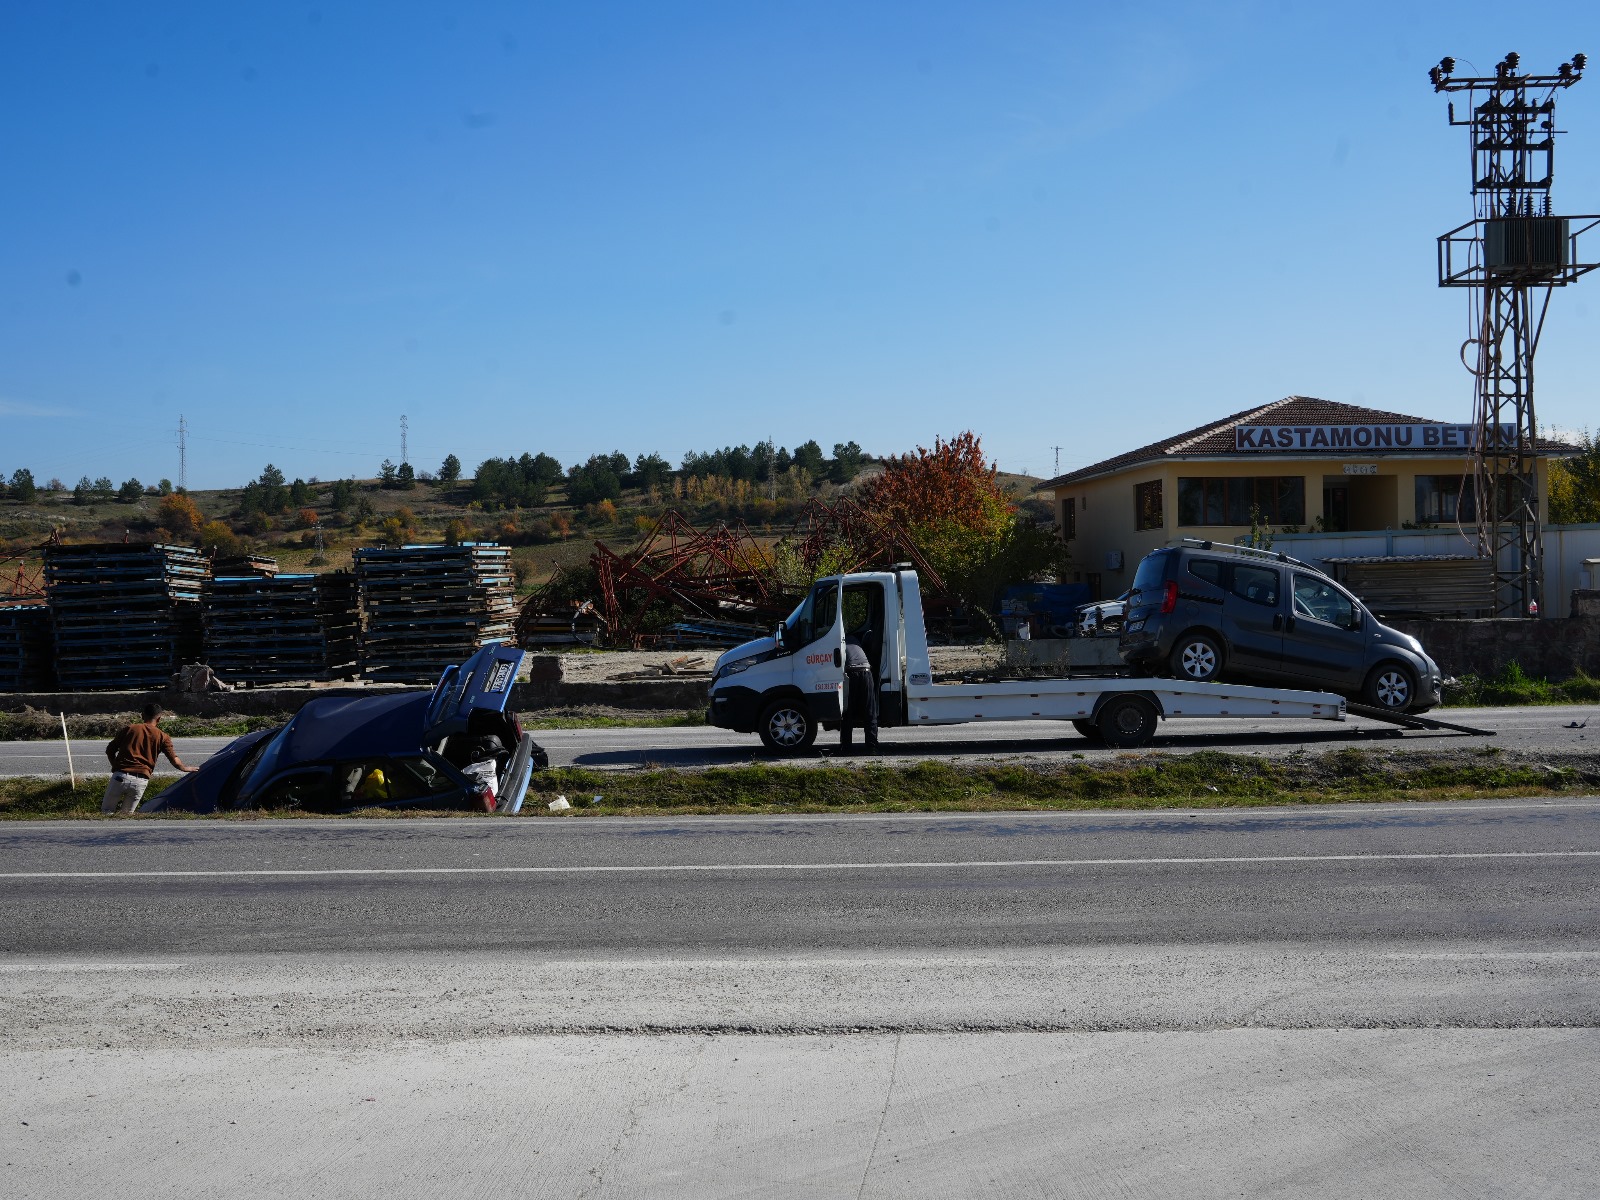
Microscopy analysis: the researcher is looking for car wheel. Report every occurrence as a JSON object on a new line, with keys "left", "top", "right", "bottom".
{"left": 1363, "top": 662, "right": 1416, "bottom": 712}
{"left": 1169, "top": 632, "right": 1224, "bottom": 682}
{"left": 758, "top": 699, "right": 817, "bottom": 754}
{"left": 1096, "top": 695, "right": 1159, "bottom": 749}
{"left": 1071, "top": 718, "right": 1103, "bottom": 742}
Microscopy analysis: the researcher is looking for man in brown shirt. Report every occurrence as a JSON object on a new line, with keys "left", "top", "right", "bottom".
{"left": 102, "top": 703, "right": 199, "bottom": 815}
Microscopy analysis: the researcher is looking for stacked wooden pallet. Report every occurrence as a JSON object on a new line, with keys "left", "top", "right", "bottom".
{"left": 0, "top": 602, "right": 54, "bottom": 691}
{"left": 354, "top": 543, "right": 516, "bottom": 682}
{"left": 203, "top": 572, "right": 360, "bottom": 684}
{"left": 45, "top": 542, "right": 209, "bottom": 690}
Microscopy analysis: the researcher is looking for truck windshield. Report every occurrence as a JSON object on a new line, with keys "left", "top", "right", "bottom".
{"left": 783, "top": 580, "right": 838, "bottom": 648}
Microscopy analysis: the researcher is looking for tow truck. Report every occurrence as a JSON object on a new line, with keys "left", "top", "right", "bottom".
{"left": 708, "top": 566, "right": 1356, "bottom": 752}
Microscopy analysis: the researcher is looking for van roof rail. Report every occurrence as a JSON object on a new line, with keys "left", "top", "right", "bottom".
{"left": 1177, "top": 537, "right": 1326, "bottom": 576}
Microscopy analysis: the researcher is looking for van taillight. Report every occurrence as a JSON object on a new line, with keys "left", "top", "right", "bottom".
{"left": 1160, "top": 581, "right": 1178, "bottom": 614}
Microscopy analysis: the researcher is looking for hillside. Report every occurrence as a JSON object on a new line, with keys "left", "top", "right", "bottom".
{"left": 1, "top": 466, "right": 1049, "bottom": 598}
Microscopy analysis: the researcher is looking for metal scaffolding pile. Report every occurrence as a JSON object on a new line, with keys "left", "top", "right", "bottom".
{"left": 0, "top": 602, "right": 53, "bottom": 691}
{"left": 203, "top": 572, "right": 360, "bottom": 684}
{"left": 44, "top": 542, "right": 209, "bottom": 689}
{"left": 516, "top": 503, "right": 948, "bottom": 649}
{"left": 355, "top": 543, "right": 516, "bottom": 682}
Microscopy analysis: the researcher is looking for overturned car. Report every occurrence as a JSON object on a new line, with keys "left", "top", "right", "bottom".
{"left": 146, "top": 646, "right": 546, "bottom": 815}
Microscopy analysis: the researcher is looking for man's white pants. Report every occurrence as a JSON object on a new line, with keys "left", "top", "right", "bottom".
{"left": 101, "top": 772, "right": 149, "bottom": 815}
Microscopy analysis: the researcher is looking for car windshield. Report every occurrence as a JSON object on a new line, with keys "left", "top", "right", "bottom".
{"left": 236, "top": 715, "right": 301, "bottom": 802}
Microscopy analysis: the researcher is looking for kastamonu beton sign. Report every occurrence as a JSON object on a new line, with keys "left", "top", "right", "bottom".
{"left": 1235, "top": 423, "right": 1519, "bottom": 452}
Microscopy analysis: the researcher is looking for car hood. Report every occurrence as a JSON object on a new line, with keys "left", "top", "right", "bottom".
{"left": 142, "top": 728, "right": 276, "bottom": 815}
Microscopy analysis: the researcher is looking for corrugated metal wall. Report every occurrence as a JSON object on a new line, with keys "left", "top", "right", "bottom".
{"left": 1334, "top": 558, "right": 1494, "bottom": 619}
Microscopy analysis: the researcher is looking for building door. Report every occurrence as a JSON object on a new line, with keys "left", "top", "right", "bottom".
{"left": 1322, "top": 486, "right": 1349, "bottom": 532}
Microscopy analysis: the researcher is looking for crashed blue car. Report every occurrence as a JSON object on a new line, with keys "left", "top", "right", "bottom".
{"left": 147, "top": 645, "right": 546, "bottom": 815}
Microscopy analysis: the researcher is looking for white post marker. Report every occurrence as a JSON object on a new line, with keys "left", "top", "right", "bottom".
{"left": 60, "top": 713, "right": 77, "bottom": 789}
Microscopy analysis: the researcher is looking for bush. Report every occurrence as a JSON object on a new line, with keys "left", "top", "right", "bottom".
{"left": 199, "top": 521, "right": 241, "bottom": 556}
{"left": 157, "top": 492, "right": 203, "bottom": 536}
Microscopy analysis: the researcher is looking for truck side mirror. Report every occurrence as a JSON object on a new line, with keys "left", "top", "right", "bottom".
{"left": 774, "top": 624, "right": 786, "bottom": 651}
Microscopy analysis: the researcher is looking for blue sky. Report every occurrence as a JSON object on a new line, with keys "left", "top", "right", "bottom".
{"left": 2, "top": 1, "right": 1596, "bottom": 489}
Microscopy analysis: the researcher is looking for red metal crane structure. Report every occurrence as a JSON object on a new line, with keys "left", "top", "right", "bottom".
{"left": 515, "top": 502, "right": 948, "bottom": 649}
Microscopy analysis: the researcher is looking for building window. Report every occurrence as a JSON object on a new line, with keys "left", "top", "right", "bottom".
{"left": 1415, "top": 475, "right": 1476, "bottom": 524}
{"left": 1176, "top": 477, "right": 1305, "bottom": 526}
{"left": 1135, "top": 480, "right": 1163, "bottom": 531}
{"left": 1060, "top": 497, "right": 1076, "bottom": 538}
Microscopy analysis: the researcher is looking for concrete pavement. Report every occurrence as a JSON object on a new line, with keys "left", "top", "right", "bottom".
{"left": 2, "top": 702, "right": 1595, "bottom": 776}
{"left": 7, "top": 801, "right": 1599, "bottom": 1197}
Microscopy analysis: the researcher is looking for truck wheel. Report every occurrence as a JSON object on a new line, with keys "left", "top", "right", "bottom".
{"left": 1363, "top": 662, "right": 1416, "bottom": 712}
{"left": 1170, "top": 632, "right": 1223, "bottom": 682}
{"left": 758, "top": 699, "right": 817, "bottom": 754}
{"left": 1072, "top": 719, "right": 1103, "bottom": 742}
{"left": 1096, "top": 696, "right": 1158, "bottom": 749}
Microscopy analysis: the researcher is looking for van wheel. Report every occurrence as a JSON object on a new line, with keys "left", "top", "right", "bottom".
{"left": 758, "top": 700, "right": 817, "bottom": 754}
{"left": 1096, "top": 696, "right": 1159, "bottom": 749}
{"left": 1170, "top": 632, "right": 1224, "bottom": 682}
{"left": 1072, "top": 719, "right": 1103, "bottom": 742}
{"left": 1363, "top": 663, "right": 1416, "bottom": 712}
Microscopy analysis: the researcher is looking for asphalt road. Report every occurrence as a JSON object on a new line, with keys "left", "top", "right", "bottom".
{"left": 7, "top": 801, "right": 1599, "bottom": 1197}
{"left": 3, "top": 702, "right": 1595, "bottom": 777}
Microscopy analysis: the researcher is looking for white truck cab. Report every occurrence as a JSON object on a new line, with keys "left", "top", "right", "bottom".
{"left": 708, "top": 567, "right": 1348, "bottom": 753}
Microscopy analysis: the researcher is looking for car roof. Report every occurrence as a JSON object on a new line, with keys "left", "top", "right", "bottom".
{"left": 273, "top": 692, "right": 431, "bottom": 763}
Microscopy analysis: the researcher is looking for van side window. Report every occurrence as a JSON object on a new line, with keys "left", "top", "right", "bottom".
{"left": 1229, "top": 565, "right": 1279, "bottom": 607}
{"left": 1293, "top": 573, "right": 1354, "bottom": 626}
{"left": 1188, "top": 560, "right": 1221, "bottom": 586}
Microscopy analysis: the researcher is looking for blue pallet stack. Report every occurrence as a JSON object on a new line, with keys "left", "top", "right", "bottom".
{"left": 0, "top": 602, "right": 54, "bottom": 691}
{"left": 203, "top": 571, "right": 361, "bottom": 684}
{"left": 354, "top": 543, "right": 516, "bottom": 683}
{"left": 44, "top": 542, "right": 209, "bottom": 690}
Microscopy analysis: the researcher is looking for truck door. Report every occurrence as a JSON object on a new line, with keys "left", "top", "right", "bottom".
{"left": 791, "top": 577, "right": 846, "bottom": 722}
{"left": 1219, "top": 562, "right": 1285, "bottom": 675}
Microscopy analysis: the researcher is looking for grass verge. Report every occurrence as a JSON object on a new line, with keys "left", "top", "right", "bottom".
{"left": 1444, "top": 664, "right": 1600, "bottom": 708}
{"left": 4, "top": 748, "right": 1596, "bottom": 819}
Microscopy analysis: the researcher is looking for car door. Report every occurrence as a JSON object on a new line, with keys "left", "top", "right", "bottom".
{"left": 1280, "top": 572, "right": 1367, "bottom": 689}
{"left": 1219, "top": 562, "right": 1285, "bottom": 677}
{"left": 791, "top": 577, "right": 846, "bottom": 721}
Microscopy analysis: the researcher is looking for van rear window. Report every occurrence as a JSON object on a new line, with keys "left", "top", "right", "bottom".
{"left": 1131, "top": 553, "right": 1169, "bottom": 597}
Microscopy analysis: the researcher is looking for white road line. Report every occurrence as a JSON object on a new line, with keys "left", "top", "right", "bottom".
{"left": 3, "top": 850, "right": 1599, "bottom": 880}
{"left": 0, "top": 962, "right": 186, "bottom": 972}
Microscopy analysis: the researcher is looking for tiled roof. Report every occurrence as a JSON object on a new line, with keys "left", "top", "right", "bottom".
{"left": 1036, "top": 395, "right": 1576, "bottom": 491}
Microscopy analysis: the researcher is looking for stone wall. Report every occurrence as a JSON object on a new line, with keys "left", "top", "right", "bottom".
{"left": 1390, "top": 614, "right": 1600, "bottom": 681}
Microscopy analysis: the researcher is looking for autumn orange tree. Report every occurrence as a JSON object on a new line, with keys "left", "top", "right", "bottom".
{"left": 156, "top": 491, "right": 203, "bottom": 537}
{"left": 858, "top": 431, "right": 1069, "bottom": 624}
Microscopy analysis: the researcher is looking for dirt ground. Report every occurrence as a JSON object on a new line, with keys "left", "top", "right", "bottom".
{"left": 547, "top": 643, "right": 1006, "bottom": 682}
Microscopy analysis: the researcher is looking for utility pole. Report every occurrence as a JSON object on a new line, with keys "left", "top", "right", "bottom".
{"left": 177, "top": 416, "right": 188, "bottom": 492}
{"left": 1052, "top": 446, "right": 1062, "bottom": 477}
{"left": 1430, "top": 50, "right": 1596, "bottom": 616}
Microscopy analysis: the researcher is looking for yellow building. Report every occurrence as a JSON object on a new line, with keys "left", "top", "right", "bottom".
{"left": 1037, "top": 396, "right": 1568, "bottom": 600}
